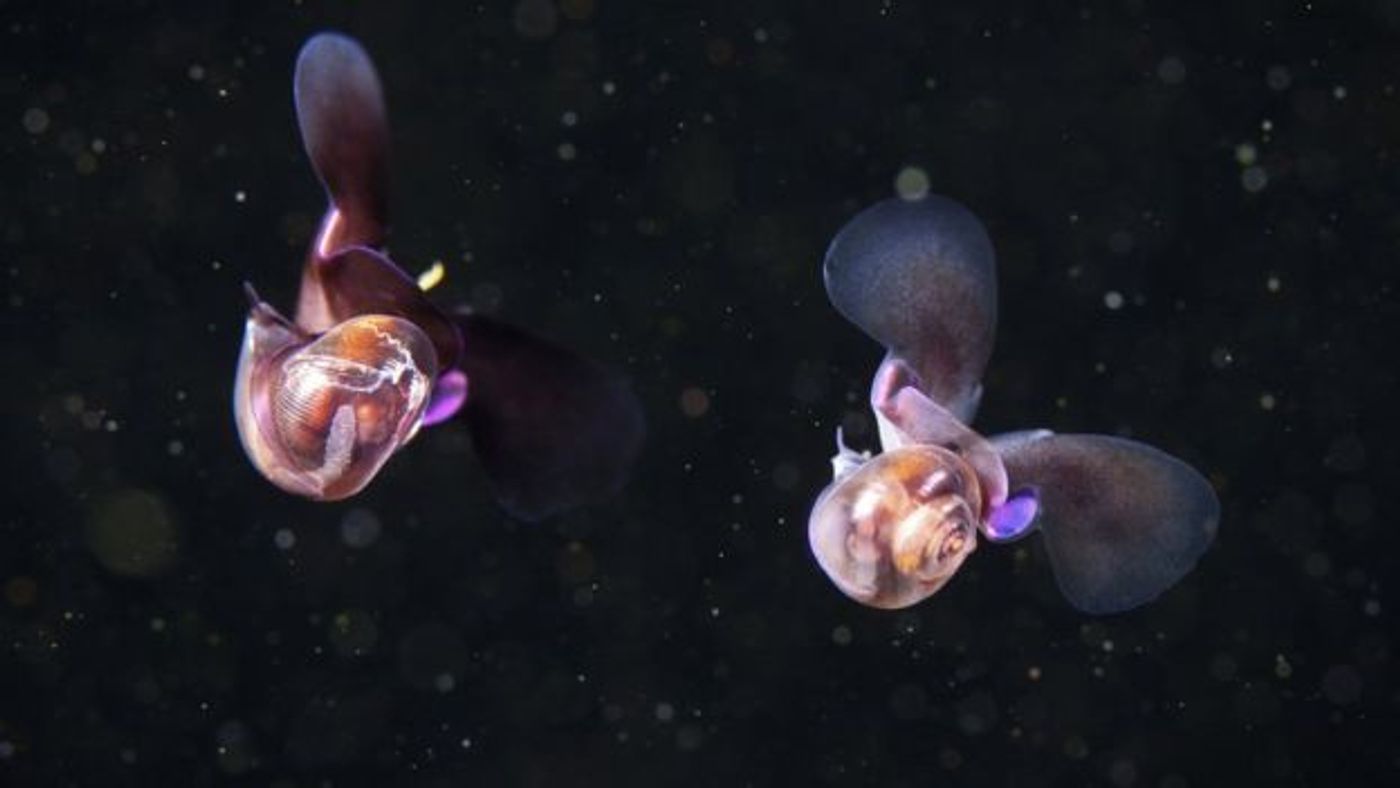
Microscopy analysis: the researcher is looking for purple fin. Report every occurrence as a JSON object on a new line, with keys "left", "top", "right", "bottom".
{"left": 455, "top": 314, "right": 645, "bottom": 521}
{"left": 985, "top": 488, "right": 1040, "bottom": 542}
{"left": 423, "top": 369, "right": 468, "bottom": 427}
{"left": 295, "top": 33, "right": 390, "bottom": 254}
{"left": 824, "top": 196, "right": 997, "bottom": 420}
{"left": 295, "top": 246, "right": 461, "bottom": 372}
{"left": 998, "top": 434, "right": 1219, "bottom": 614}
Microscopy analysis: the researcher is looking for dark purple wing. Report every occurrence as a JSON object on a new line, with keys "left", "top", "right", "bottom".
{"left": 998, "top": 434, "right": 1219, "bottom": 614}
{"left": 823, "top": 196, "right": 996, "bottom": 420}
{"left": 295, "top": 32, "right": 390, "bottom": 253}
{"left": 297, "top": 246, "right": 461, "bottom": 371}
{"left": 455, "top": 314, "right": 645, "bottom": 522}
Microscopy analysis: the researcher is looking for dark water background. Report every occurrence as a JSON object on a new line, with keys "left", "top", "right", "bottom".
{"left": 3, "top": 1, "right": 1397, "bottom": 785}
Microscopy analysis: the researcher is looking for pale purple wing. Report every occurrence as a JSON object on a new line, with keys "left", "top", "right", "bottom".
{"left": 824, "top": 196, "right": 996, "bottom": 420}
{"left": 295, "top": 33, "right": 390, "bottom": 254}
{"left": 455, "top": 314, "right": 645, "bottom": 522}
{"left": 998, "top": 434, "right": 1219, "bottom": 614}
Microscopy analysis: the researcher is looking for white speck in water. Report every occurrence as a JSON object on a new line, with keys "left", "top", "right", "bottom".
{"left": 1242, "top": 166, "right": 1268, "bottom": 193}
{"left": 273, "top": 528, "right": 296, "bottom": 550}
{"left": 894, "top": 166, "right": 930, "bottom": 201}
{"left": 188, "top": 64, "right": 206, "bottom": 81}
{"left": 1104, "top": 291, "right": 1124, "bottom": 310}
{"left": 234, "top": 190, "right": 247, "bottom": 203}
{"left": 22, "top": 107, "right": 50, "bottom": 134}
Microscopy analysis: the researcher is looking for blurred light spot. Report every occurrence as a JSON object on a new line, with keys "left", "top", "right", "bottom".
{"left": 274, "top": 528, "right": 296, "bottom": 550}
{"left": 1259, "top": 392, "right": 1276, "bottom": 410}
{"left": 831, "top": 624, "right": 852, "bottom": 645}
{"left": 654, "top": 702, "right": 675, "bottom": 722}
{"left": 1104, "top": 291, "right": 1124, "bottom": 310}
{"left": 340, "top": 507, "right": 382, "bottom": 549}
{"left": 1234, "top": 143, "right": 1257, "bottom": 166}
{"left": 328, "top": 609, "right": 379, "bottom": 657}
{"left": 1266, "top": 65, "right": 1292, "bottom": 91}
{"left": 1157, "top": 56, "right": 1186, "bottom": 85}
{"left": 1242, "top": 166, "right": 1268, "bottom": 192}
{"left": 680, "top": 387, "right": 710, "bottom": 418}
{"left": 22, "top": 107, "right": 49, "bottom": 134}
{"left": 188, "top": 64, "right": 206, "bottom": 81}
{"left": 894, "top": 166, "right": 930, "bottom": 201}
{"left": 87, "top": 489, "right": 180, "bottom": 577}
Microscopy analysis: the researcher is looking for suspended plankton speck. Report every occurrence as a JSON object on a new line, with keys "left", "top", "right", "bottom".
{"left": 1266, "top": 275, "right": 1281, "bottom": 292}
{"left": 188, "top": 64, "right": 206, "bottom": 81}
{"left": 1234, "top": 143, "right": 1257, "bottom": 166}
{"left": 894, "top": 166, "right": 930, "bottom": 201}
{"left": 1157, "top": 56, "right": 1186, "bottom": 85}
{"left": 234, "top": 190, "right": 247, "bottom": 203}
{"left": 1241, "top": 166, "right": 1268, "bottom": 193}
{"left": 273, "top": 528, "right": 296, "bottom": 550}
{"left": 1103, "top": 291, "right": 1124, "bottom": 310}
{"left": 416, "top": 260, "right": 446, "bottom": 291}
{"left": 22, "top": 107, "right": 50, "bottom": 134}
{"left": 1259, "top": 392, "right": 1277, "bottom": 411}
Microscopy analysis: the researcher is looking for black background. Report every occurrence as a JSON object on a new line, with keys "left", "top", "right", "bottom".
{"left": 3, "top": 0, "right": 1396, "bottom": 785}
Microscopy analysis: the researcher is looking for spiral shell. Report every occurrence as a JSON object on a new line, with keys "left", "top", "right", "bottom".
{"left": 808, "top": 444, "right": 982, "bottom": 609}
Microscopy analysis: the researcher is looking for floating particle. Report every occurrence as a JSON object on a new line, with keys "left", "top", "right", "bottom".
{"left": 894, "top": 166, "right": 930, "bottom": 200}
{"left": 21, "top": 107, "right": 49, "bottom": 134}
{"left": 1321, "top": 664, "right": 1362, "bottom": 705}
{"left": 413, "top": 260, "right": 445, "bottom": 292}
{"left": 1235, "top": 143, "right": 1257, "bottom": 166}
{"left": 557, "top": 142, "right": 577, "bottom": 161}
{"left": 1157, "top": 56, "right": 1186, "bottom": 85}
{"left": 1242, "top": 166, "right": 1268, "bottom": 193}
{"left": 1259, "top": 392, "right": 1276, "bottom": 410}
{"left": 1274, "top": 654, "right": 1293, "bottom": 678}
{"left": 1266, "top": 275, "right": 1281, "bottom": 292}
{"left": 1332, "top": 85, "right": 1347, "bottom": 100}
{"left": 188, "top": 64, "right": 206, "bottom": 81}
{"left": 340, "top": 507, "right": 382, "bottom": 549}
{"left": 679, "top": 386, "right": 710, "bottom": 418}
{"left": 561, "top": 110, "right": 578, "bottom": 127}
{"left": 1103, "top": 291, "right": 1124, "bottom": 310}
{"left": 831, "top": 624, "right": 853, "bottom": 645}
{"left": 87, "top": 489, "right": 180, "bottom": 577}
{"left": 654, "top": 702, "right": 675, "bottom": 722}
{"left": 1266, "top": 65, "right": 1292, "bottom": 91}
{"left": 602, "top": 80, "right": 617, "bottom": 96}
{"left": 1210, "top": 347, "right": 1234, "bottom": 368}
{"left": 273, "top": 528, "right": 296, "bottom": 550}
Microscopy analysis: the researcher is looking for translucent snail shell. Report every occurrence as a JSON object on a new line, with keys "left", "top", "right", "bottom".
{"left": 234, "top": 309, "right": 438, "bottom": 501}
{"left": 808, "top": 444, "right": 982, "bottom": 609}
